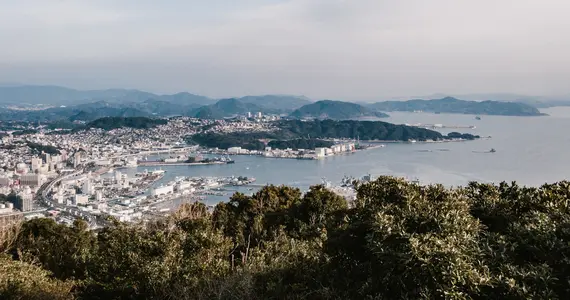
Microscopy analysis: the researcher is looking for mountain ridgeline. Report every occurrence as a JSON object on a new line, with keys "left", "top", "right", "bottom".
{"left": 290, "top": 100, "right": 389, "bottom": 119}
{"left": 0, "top": 85, "right": 212, "bottom": 106}
{"left": 368, "top": 97, "right": 544, "bottom": 116}
{"left": 0, "top": 85, "right": 311, "bottom": 121}
{"left": 0, "top": 85, "right": 548, "bottom": 122}
{"left": 191, "top": 98, "right": 270, "bottom": 119}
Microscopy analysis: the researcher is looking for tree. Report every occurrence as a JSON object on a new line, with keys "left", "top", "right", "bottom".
{"left": 14, "top": 218, "right": 95, "bottom": 280}
{"left": 0, "top": 255, "right": 74, "bottom": 300}
{"left": 291, "top": 185, "right": 348, "bottom": 239}
{"left": 4, "top": 177, "right": 570, "bottom": 299}
{"left": 213, "top": 185, "right": 302, "bottom": 252}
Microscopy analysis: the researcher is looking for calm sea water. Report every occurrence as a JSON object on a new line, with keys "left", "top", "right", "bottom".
{"left": 118, "top": 107, "right": 570, "bottom": 205}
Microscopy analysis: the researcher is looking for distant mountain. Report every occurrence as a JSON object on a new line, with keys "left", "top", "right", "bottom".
{"left": 192, "top": 98, "right": 267, "bottom": 119}
{"left": 0, "top": 85, "right": 214, "bottom": 107}
{"left": 434, "top": 93, "right": 570, "bottom": 109}
{"left": 0, "top": 100, "right": 151, "bottom": 122}
{"left": 410, "top": 93, "right": 556, "bottom": 109}
{"left": 368, "top": 97, "right": 544, "bottom": 116}
{"left": 237, "top": 95, "right": 311, "bottom": 112}
{"left": 290, "top": 100, "right": 389, "bottom": 120}
{"left": 158, "top": 92, "right": 213, "bottom": 106}
{"left": 0, "top": 85, "right": 89, "bottom": 105}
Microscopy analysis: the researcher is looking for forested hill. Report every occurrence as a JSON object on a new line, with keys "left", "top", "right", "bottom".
{"left": 290, "top": 100, "right": 389, "bottom": 119}
{"left": 3, "top": 177, "right": 570, "bottom": 299}
{"left": 190, "top": 119, "right": 479, "bottom": 150}
{"left": 368, "top": 97, "right": 544, "bottom": 116}
{"left": 86, "top": 117, "right": 167, "bottom": 130}
{"left": 277, "top": 119, "right": 469, "bottom": 141}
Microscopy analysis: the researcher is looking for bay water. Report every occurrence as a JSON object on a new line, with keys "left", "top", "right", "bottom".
{"left": 118, "top": 107, "right": 570, "bottom": 205}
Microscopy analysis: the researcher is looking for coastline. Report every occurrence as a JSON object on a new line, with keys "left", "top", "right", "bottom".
{"left": 137, "top": 161, "right": 228, "bottom": 167}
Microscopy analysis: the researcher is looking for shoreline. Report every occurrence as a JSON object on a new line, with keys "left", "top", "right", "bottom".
{"left": 137, "top": 161, "right": 228, "bottom": 167}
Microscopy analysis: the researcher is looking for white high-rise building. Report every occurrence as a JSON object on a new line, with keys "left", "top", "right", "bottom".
{"left": 114, "top": 171, "right": 122, "bottom": 183}
{"left": 83, "top": 180, "right": 94, "bottom": 195}
{"left": 42, "top": 153, "right": 51, "bottom": 165}
{"left": 31, "top": 157, "right": 42, "bottom": 172}
{"left": 17, "top": 187, "right": 33, "bottom": 212}
{"left": 73, "top": 152, "right": 82, "bottom": 168}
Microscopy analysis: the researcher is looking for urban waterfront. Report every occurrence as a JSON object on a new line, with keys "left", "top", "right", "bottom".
{"left": 114, "top": 107, "right": 570, "bottom": 207}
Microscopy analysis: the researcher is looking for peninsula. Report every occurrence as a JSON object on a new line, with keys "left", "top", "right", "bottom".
{"left": 190, "top": 119, "right": 479, "bottom": 151}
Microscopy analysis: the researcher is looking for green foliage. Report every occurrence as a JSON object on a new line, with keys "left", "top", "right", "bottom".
{"left": 0, "top": 255, "right": 75, "bottom": 300}
{"left": 446, "top": 131, "right": 480, "bottom": 140}
{"left": 14, "top": 218, "right": 95, "bottom": 280}
{"left": 280, "top": 119, "right": 444, "bottom": 141}
{"left": 26, "top": 141, "right": 61, "bottom": 155}
{"left": 86, "top": 117, "right": 167, "bottom": 130}
{"left": 4, "top": 178, "right": 570, "bottom": 299}
{"left": 11, "top": 129, "right": 38, "bottom": 136}
{"left": 190, "top": 132, "right": 267, "bottom": 150}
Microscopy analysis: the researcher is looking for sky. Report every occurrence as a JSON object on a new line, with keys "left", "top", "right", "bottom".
{"left": 1, "top": 0, "right": 570, "bottom": 100}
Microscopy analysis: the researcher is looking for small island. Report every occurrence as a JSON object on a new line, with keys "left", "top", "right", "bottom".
{"left": 368, "top": 97, "right": 545, "bottom": 116}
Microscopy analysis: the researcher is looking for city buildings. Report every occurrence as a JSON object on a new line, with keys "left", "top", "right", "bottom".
{"left": 15, "top": 188, "right": 33, "bottom": 212}
{"left": 151, "top": 185, "right": 173, "bottom": 197}
{"left": 20, "top": 174, "right": 45, "bottom": 187}
{"left": 74, "top": 194, "right": 89, "bottom": 205}
{"left": 83, "top": 180, "right": 94, "bottom": 195}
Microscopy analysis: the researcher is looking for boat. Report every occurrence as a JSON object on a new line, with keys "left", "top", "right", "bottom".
{"left": 490, "top": 148, "right": 496, "bottom": 153}
{"left": 475, "top": 116, "right": 481, "bottom": 120}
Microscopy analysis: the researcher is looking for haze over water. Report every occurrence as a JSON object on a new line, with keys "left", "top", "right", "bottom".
{"left": 118, "top": 107, "right": 570, "bottom": 204}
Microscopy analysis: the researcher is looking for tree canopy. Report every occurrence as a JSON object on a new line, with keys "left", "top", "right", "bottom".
{"left": 2, "top": 177, "right": 570, "bottom": 299}
{"left": 86, "top": 117, "right": 167, "bottom": 130}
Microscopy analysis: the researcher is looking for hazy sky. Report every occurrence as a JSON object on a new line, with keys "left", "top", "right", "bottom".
{"left": 1, "top": 0, "right": 569, "bottom": 100}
